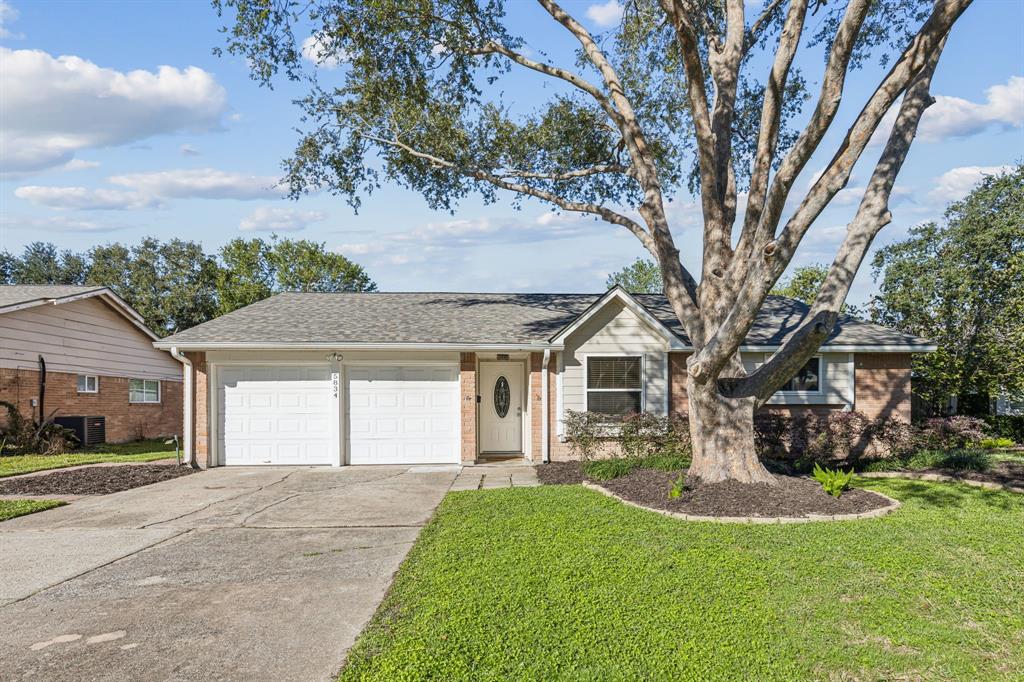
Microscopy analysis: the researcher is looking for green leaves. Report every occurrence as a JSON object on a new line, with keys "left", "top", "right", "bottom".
{"left": 606, "top": 257, "right": 662, "bottom": 293}
{"left": 811, "top": 463, "right": 854, "bottom": 498}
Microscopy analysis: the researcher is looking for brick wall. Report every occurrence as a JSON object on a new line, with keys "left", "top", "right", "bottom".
{"left": 185, "top": 352, "right": 209, "bottom": 467}
{"left": 854, "top": 353, "right": 912, "bottom": 422}
{"left": 460, "top": 352, "right": 477, "bottom": 463}
{"left": 0, "top": 367, "right": 182, "bottom": 443}
{"left": 668, "top": 352, "right": 691, "bottom": 417}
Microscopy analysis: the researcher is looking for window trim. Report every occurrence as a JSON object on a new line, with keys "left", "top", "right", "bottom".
{"left": 584, "top": 354, "right": 645, "bottom": 415}
{"left": 77, "top": 374, "right": 99, "bottom": 394}
{"left": 129, "top": 378, "right": 161, "bottom": 404}
{"left": 776, "top": 354, "right": 824, "bottom": 395}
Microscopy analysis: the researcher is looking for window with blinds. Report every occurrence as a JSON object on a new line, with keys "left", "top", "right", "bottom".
{"left": 586, "top": 356, "right": 643, "bottom": 415}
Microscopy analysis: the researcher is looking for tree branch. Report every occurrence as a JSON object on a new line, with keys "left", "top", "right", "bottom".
{"left": 493, "top": 164, "right": 633, "bottom": 180}
{"left": 737, "top": 32, "right": 948, "bottom": 404}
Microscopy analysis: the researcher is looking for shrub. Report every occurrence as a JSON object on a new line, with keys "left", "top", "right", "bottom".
{"left": 811, "top": 464, "right": 854, "bottom": 498}
{"left": 981, "top": 414, "right": 1024, "bottom": 443}
{"left": 668, "top": 473, "right": 686, "bottom": 499}
{"left": 563, "top": 410, "right": 608, "bottom": 461}
{"left": 0, "top": 401, "right": 77, "bottom": 456}
{"left": 583, "top": 458, "right": 639, "bottom": 481}
{"left": 979, "top": 436, "right": 1015, "bottom": 450}
{"left": 564, "top": 410, "right": 692, "bottom": 463}
{"left": 914, "top": 416, "right": 988, "bottom": 450}
{"left": 862, "top": 449, "right": 992, "bottom": 473}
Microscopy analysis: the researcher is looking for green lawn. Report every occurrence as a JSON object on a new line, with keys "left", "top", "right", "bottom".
{"left": 0, "top": 498, "right": 66, "bottom": 522}
{"left": 0, "top": 439, "right": 177, "bottom": 478}
{"left": 340, "top": 479, "right": 1024, "bottom": 681}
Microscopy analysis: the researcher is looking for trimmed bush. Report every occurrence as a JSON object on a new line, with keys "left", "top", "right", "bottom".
{"left": 980, "top": 436, "right": 1015, "bottom": 450}
{"left": 982, "top": 414, "right": 1024, "bottom": 444}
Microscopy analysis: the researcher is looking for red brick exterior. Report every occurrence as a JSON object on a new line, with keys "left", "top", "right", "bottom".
{"left": 0, "top": 367, "right": 182, "bottom": 443}
{"left": 668, "top": 352, "right": 691, "bottom": 417}
{"left": 854, "top": 352, "right": 912, "bottom": 422}
{"left": 185, "top": 352, "right": 209, "bottom": 467}
{"left": 460, "top": 352, "right": 477, "bottom": 463}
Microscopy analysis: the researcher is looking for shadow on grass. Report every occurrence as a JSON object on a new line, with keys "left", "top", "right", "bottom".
{"left": 862, "top": 477, "right": 1019, "bottom": 511}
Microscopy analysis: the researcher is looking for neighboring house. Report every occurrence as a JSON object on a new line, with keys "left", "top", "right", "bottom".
{"left": 0, "top": 285, "right": 183, "bottom": 443}
{"left": 995, "top": 393, "right": 1024, "bottom": 416}
{"left": 155, "top": 287, "right": 934, "bottom": 468}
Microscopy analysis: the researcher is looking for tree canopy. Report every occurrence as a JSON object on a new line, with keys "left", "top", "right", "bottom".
{"left": 0, "top": 237, "right": 376, "bottom": 336}
{"left": 771, "top": 264, "right": 861, "bottom": 316}
{"left": 871, "top": 164, "right": 1024, "bottom": 409}
{"left": 606, "top": 257, "right": 663, "bottom": 294}
{"left": 214, "top": 0, "right": 973, "bottom": 485}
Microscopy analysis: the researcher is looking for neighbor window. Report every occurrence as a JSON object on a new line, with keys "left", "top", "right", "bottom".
{"left": 586, "top": 356, "right": 643, "bottom": 415}
{"left": 129, "top": 379, "right": 161, "bottom": 404}
{"left": 778, "top": 357, "right": 821, "bottom": 392}
{"left": 77, "top": 375, "right": 98, "bottom": 393}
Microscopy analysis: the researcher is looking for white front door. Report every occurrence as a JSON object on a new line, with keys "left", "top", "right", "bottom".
{"left": 217, "top": 365, "right": 334, "bottom": 466}
{"left": 479, "top": 362, "right": 524, "bottom": 453}
{"left": 347, "top": 364, "right": 460, "bottom": 465}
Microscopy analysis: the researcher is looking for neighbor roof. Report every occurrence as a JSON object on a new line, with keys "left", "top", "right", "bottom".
{"left": 0, "top": 284, "right": 157, "bottom": 340}
{"left": 154, "top": 290, "right": 934, "bottom": 350}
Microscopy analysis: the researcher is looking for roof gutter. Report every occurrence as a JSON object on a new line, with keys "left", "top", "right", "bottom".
{"left": 169, "top": 347, "right": 198, "bottom": 469}
{"left": 153, "top": 341, "right": 565, "bottom": 352}
{"left": 542, "top": 348, "right": 551, "bottom": 464}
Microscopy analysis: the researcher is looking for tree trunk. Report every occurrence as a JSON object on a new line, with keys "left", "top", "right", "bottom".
{"left": 686, "top": 375, "right": 776, "bottom": 486}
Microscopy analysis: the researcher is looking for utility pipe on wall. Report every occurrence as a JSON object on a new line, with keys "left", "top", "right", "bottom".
{"left": 169, "top": 347, "right": 196, "bottom": 468}
{"left": 542, "top": 348, "right": 551, "bottom": 464}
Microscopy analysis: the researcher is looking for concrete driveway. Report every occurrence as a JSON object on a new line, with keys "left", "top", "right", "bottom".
{"left": 0, "top": 465, "right": 459, "bottom": 681}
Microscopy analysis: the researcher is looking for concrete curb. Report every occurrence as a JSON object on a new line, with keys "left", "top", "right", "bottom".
{"left": 581, "top": 481, "right": 901, "bottom": 524}
{"left": 858, "top": 471, "right": 1024, "bottom": 494}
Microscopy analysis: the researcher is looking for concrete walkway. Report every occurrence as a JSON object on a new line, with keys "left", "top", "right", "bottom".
{"left": 450, "top": 462, "right": 541, "bottom": 491}
{"left": 0, "top": 465, "right": 459, "bottom": 681}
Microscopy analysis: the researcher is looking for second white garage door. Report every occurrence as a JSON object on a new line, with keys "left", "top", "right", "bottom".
{"left": 347, "top": 365, "right": 460, "bottom": 465}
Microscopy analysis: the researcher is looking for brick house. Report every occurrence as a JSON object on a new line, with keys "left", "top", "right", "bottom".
{"left": 0, "top": 285, "right": 183, "bottom": 444}
{"left": 152, "top": 288, "right": 933, "bottom": 468}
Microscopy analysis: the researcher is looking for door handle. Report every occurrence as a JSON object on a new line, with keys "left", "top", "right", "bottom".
{"left": 516, "top": 406, "right": 522, "bottom": 417}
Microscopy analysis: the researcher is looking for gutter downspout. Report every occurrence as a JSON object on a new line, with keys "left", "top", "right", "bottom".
{"left": 169, "top": 347, "right": 197, "bottom": 469}
{"left": 542, "top": 348, "right": 551, "bottom": 464}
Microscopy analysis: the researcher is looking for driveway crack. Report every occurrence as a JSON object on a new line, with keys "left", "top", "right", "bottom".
{"left": 141, "top": 470, "right": 299, "bottom": 528}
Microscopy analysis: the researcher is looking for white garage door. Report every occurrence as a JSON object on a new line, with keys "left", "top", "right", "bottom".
{"left": 218, "top": 365, "right": 334, "bottom": 466}
{"left": 347, "top": 365, "right": 460, "bottom": 465}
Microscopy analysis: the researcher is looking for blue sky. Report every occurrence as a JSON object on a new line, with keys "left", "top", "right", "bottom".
{"left": 0, "top": 0, "right": 1021, "bottom": 304}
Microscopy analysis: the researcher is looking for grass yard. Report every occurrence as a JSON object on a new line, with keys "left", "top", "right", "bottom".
{"left": 0, "top": 498, "right": 65, "bottom": 522}
{"left": 340, "top": 479, "right": 1024, "bottom": 681}
{"left": 0, "top": 439, "right": 177, "bottom": 478}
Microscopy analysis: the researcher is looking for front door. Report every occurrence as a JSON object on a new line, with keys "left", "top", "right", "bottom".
{"left": 479, "top": 362, "right": 524, "bottom": 453}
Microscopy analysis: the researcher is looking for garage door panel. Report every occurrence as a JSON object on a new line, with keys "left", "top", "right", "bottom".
{"left": 218, "top": 365, "right": 334, "bottom": 466}
{"left": 347, "top": 364, "right": 459, "bottom": 465}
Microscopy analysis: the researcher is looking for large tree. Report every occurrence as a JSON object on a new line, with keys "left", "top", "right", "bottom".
{"left": 216, "top": 0, "right": 972, "bottom": 484}
{"left": 607, "top": 257, "right": 663, "bottom": 293}
{"left": 771, "top": 264, "right": 860, "bottom": 315}
{"left": 871, "top": 165, "right": 1024, "bottom": 411}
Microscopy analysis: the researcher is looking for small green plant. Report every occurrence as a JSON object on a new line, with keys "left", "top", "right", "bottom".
{"left": 811, "top": 463, "right": 854, "bottom": 498}
{"left": 582, "top": 458, "right": 639, "bottom": 481}
{"left": 668, "top": 473, "right": 686, "bottom": 499}
{"left": 979, "top": 436, "right": 1015, "bottom": 450}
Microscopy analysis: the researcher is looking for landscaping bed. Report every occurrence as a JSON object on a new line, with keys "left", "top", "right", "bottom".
{"left": 0, "top": 464, "right": 195, "bottom": 496}
{"left": 0, "top": 438, "right": 178, "bottom": 478}
{"left": 601, "top": 469, "right": 890, "bottom": 518}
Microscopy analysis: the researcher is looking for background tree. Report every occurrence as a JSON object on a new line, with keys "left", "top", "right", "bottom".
{"left": 216, "top": 0, "right": 971, "bottom": 485}
{"left": 3, "top": 236, "right": 376, "bottom": 333}
{"left": 771, "top": 264, "right": 861, "bottom": 315}
{"left": 606, "top": 257, "right": 662, "bottom": 293}
{"left": 871, "top": 164, "right": 1024, "bottom": 413}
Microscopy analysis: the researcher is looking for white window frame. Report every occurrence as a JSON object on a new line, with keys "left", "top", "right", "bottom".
{"left": 584, "top": 354, "right": 645, "bottom": 415}
{"left": 129, "top": 378, "right": 161, "bottom": 404}
{"left": 776, "top": 354, "right": 824, "bottom": 395}
{"left": 77, "top": 374, "right": 99, "bottom": 394}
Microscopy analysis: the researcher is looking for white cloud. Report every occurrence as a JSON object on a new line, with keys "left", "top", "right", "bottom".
{"left": 0, "top": 47, "right": 227, "bottom": 173}
{"left": 13, "top": 185, "right": 159, "bottom": 210}
{"left": 586, "top": 0, "right": 623, "bottom": 27}
{"left": 0, "top": 1, "right": 21, "bottom": 39}
{"left": 239, "top": 206, "right": 326, "bottom": 232}
{"left": 61, "top": 159, "right": 100, "bottom": 171}
{"left": 0, "top": 214, "right": 131, "bottom": 233}
{"left": 928, "top": 165, "right": 1013, "bottom": 203}
{"left": 108, "top": 168, "right": 286, "bottom": 200}
{"left": 871, "top": 76, "right": 1024, "bottom": 146}
{"left": 301, "top": 34, "right": 346, "bottom": 69}
{"left": 179, "top": 144, "right": 201, "bottom": 156}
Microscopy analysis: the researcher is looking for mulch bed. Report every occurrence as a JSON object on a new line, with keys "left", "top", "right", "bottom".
{"left": 0, "top": 464, "right": 196, "bottom": 496}
{"left": 537, "top": 461, "right": 891, "bottom": 518}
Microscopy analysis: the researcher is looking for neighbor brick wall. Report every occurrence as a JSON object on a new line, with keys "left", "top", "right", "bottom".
{"left": 460, "top": 352, "right": 477, "bottom": 463}
{"left": 0, "top": 367, "right": 182, "bottom": 443}
{"left": 854, "top": 353, "right": 912, "bottom": 422}
{"left": 186, "top": 352, "right": 209, "bottom": 467}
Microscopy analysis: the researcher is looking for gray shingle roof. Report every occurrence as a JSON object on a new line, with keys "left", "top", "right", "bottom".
{"left": 0, "top": 285, "right": 107, "bottom": 310}
{"left": 156, "top": 291, "right": 932, "bottom": 349}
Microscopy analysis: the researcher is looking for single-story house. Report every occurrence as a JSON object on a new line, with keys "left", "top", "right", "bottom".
{"left": 154, "top": 287, "right": 934, "bottom": 468}
{"left": 0, "top": 285, "right": 182, "bottom": 444}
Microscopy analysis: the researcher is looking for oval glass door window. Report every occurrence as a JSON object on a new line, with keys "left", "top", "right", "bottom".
{"left": 494, "top": 376, "right": 511, "bottom": 418}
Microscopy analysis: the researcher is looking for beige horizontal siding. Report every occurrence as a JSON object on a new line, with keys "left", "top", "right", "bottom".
{"left": 561, "top": 299, "right": 669, "bottom": 416}
{"left": 0, "top": 297, "right": 180, "bottom": 380}
{"left": 743, "top": 351, "right": 854, "bottom": 407}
